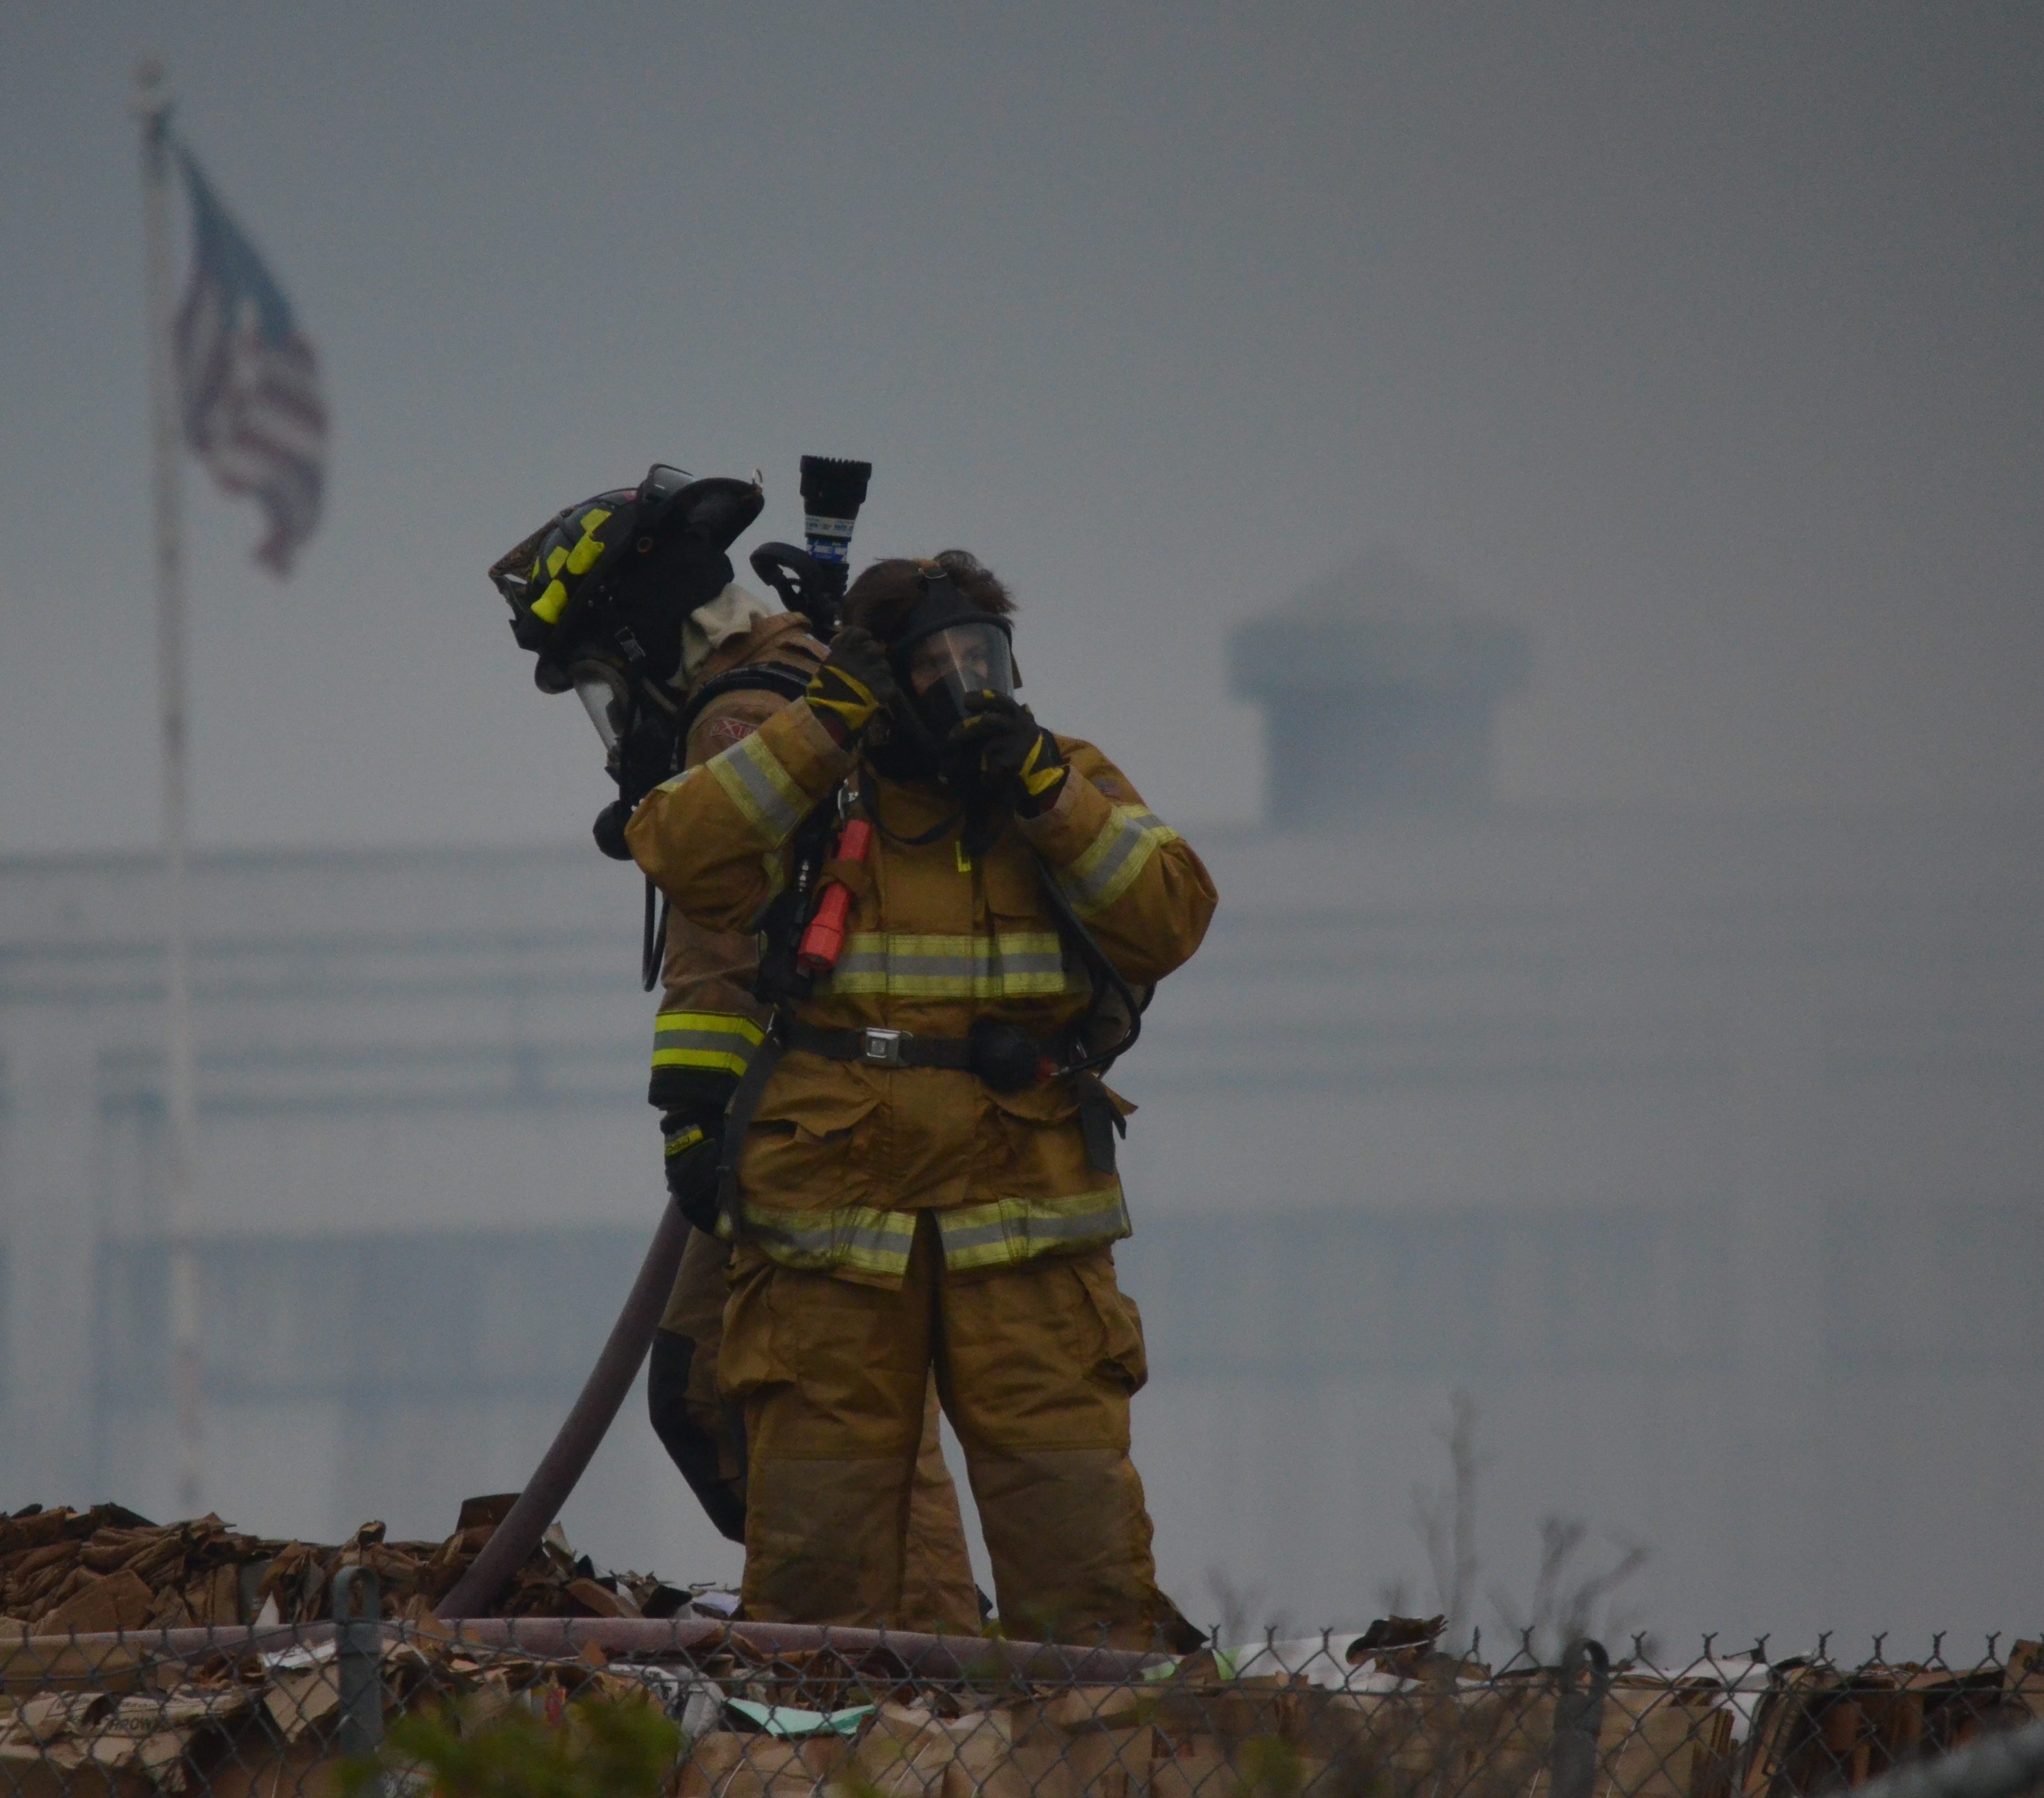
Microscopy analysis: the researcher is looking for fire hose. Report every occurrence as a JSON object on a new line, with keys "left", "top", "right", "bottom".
{"left": 451, "top": 459, "right": 881, "bottom": 1620}
{"left": 433, "top": 1195, "right": 693, "bottom": 1619}
{"left": 432, "top": 825, "right": 875, "bottom": 1617}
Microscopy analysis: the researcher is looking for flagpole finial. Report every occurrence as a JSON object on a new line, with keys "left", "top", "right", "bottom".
{"left": 134, "top": 55, "right": 172, "bottom": 127}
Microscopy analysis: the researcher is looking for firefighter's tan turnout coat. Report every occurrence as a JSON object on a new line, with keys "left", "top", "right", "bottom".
{"left": 628, "top": 690, "right": 1215, "bottom": 1645}
{"left": 646, "top": 614, "right": 977, "bottom": 1636}
{"left": 629, "top": 696, "right": 1217, "bottom": 1286}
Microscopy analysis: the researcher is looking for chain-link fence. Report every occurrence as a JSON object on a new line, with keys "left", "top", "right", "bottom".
{"left": 5, "top": 1574, "right": 2042, "bottom": 1798}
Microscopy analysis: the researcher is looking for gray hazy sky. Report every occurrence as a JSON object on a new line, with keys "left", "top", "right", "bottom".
{"left": 2, "top": 2, "right": 2038, "bottom": 852}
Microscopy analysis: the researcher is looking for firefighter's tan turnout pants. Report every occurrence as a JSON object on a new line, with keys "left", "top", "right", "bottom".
{"left": 658, "top": 1227, "right": 980, "bottom": 1636}
{"left": 721, "top": 1218, "right": 1171, "bottom": 1648}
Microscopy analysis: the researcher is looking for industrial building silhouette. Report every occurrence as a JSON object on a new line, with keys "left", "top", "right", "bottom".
{"left": 4, "top": 561, "right": 2041, "bottom": 1644}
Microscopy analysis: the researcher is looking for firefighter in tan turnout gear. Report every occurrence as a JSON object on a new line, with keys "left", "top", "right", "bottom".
{"left": 487, "top": 461, "right": 978, "bottom": 1634}
{"left": 642, "top": 584, "right": 979, "bottom": 1636}
{"left": 627, "top": 550, "right": 1216, "bottom": 1646}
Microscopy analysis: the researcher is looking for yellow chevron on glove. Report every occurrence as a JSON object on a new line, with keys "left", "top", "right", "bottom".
{"left": 953, "top": 691, "right": 1069, "bottom": 816}
{"left": 805, "top": 625, "right": 896, "bottom": 744}
{"left": 1015, "top": 730, "right": 1068, "bottom": 803}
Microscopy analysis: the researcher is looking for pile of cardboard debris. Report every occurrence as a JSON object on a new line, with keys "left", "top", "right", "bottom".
{"left": 0, "top": 1620, "right": 699, "bottom": 1796}
{"left": 8, "top": 1504, "right": 2044, "bottom": 1798}
{"left": 3, "top": 1625, "right": 2042, "bottom": 1798}
{"left": 0, "top": 1498, "right": 715, "bottom": 1634}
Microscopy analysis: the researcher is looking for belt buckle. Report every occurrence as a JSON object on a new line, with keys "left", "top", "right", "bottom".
{"left": 859, "top": 1028, "right": 905, "bottom": 1066}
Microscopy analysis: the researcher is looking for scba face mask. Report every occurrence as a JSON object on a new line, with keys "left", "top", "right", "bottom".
{"left": 889, "top": 571, "right": 1015, "bottom": 742}
{"left": 904, "top": 620, "right": 1015, "bottom": 735}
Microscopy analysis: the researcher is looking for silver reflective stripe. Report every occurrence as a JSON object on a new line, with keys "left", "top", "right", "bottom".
{"left": 936, "top": 1189, "right": 1132, "bottom": 1271}
{"left": 1060, "top": 805, "right": 1177, "bottom": 917}
{"left": 742, "top": 1203, "right": 918, "bottom": 1278}
{"left": 710, "top": 730, "right": 808, "bottom": 844}
{"left": 824, "top": 931, "right": 1082, "bottom": 998}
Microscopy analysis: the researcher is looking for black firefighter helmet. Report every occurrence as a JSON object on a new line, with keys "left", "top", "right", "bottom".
{"left": 488, "top": 464, "right": 765, "bottom": 849}
{"left": 488, "top": 463, "right": 764, "bottom": 699}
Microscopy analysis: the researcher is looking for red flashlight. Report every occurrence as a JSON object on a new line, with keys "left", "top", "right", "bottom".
{"left": 796, "top": 819, "right": 873, "bottom": 973}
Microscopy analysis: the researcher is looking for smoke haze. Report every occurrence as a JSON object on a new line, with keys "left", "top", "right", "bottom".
{"left": 2, "top": 4, "right": 2042, "bottom": 1651}
{"left": 2, "top": 3, "right": 2039, "bottom": 849}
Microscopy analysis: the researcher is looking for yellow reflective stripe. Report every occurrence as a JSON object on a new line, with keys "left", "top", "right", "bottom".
{"left": 1060, "top": 805, "right": 1177, "bottom": 918}
{"left": 663, "top": 1124, "right": 707, "bottom": 1158}
{"left": 739, "top": 1202, "right": 918, "bottom": 1279}
{"left": 530, "top": 507, "right": 613, "bottom": 624}
{"left": 936, "top": 1189, "right": 1132, "bottom": 1272}
{"left": 655, "top": 1010, "right": 766, "bottom": 1042}
{"left": 652, "top": 1010, "right": 766, "bottom": 1076}
{"left": 562, "top": 507, "right": 612, "bottom": 575}
{"left": 532, "top": 577, "right": 569, "bottom": 624}
{"left": 823, "top": 931, "right": 1082, "bottom": 998}
{"left": 710, "top": 729, "right": 808, "bottom": 843}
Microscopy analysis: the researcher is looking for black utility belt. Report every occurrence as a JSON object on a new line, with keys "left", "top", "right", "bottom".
{"left": 785, "top": 1021, "right": 974, "bottom": 1070}
{"left": 782, "top": 1017, "right": 1047, "bottom": 1093}
{"left": 775, "top": 1018, "right": 1122, "bottom": 1173}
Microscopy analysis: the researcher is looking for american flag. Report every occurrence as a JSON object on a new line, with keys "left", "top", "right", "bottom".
{"left": 173, "top": 151, "right": 327, "bottom": 577}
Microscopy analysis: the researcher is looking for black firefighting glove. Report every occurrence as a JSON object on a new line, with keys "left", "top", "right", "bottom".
{"left": 804, "top": 624, "right": 896, "bottom": 746}
{"left": 592, "top": 797, "right": 636, "bottom": 861}
{"left": 950, "top": 692, "right": 1068, "bottom": 816}
{"left": 591, "top": 700, "right": 682, "bottom": 859}
{"left": 662, "top": 1111, "right": 725, "bottom": 1233}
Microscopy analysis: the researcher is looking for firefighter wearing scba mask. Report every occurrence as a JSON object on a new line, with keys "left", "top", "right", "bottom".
{"left": 488, "top": 470, "right": 979, "bottom": 1633}
{"left": 641, "top": 588, "right": 981, "bottom": 1636}
{"left": 625, "top": 550, "right": 1216, "bottom": 1646}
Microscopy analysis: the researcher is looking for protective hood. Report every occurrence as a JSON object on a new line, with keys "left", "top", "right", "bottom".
{"left": 680, "top": 581, "right": 780, "bottom": 686}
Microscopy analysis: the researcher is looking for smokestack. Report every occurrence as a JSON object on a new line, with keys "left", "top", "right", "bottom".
{"left": 1228, "top": 551, "right": 1530, "bottom": 826}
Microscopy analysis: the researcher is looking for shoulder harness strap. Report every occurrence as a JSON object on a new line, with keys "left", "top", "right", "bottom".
{"left": 676, "top": 663, "right": 813, "bottom": 749}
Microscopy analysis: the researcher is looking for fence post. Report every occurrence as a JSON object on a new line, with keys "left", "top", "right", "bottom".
{"left": 333, "top": 1565, "right": 384, "bottom": 1759}
{"left": 1549, "top": 1637, "right": 1611, "bottom": 1798}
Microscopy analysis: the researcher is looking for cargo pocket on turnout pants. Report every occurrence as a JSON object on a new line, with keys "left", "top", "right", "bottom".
{"left": 718, "top": 1249, "right": 795, "bottom": 1403}
{"left": 1070, "top": 1252, "right": 1149, "bottom": 1397}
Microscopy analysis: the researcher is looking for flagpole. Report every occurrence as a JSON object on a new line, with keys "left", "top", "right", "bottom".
{"left": 137, "top": 56, "right": 204, "bottom": 1519}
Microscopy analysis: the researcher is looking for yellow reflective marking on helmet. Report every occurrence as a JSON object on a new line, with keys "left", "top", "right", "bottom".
{"left": 563, "top": 507, "right": 612, "bottom": 576}
{"left": 528, "top": 508, "right": 615, "bottom": 626}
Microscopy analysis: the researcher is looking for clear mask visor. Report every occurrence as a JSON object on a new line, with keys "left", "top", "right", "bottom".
{"left": 571, "top": 662, "right": 629, "bottom": 755}
{"left": 903, "top": 622, "right": 1014, "bottom": 730}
